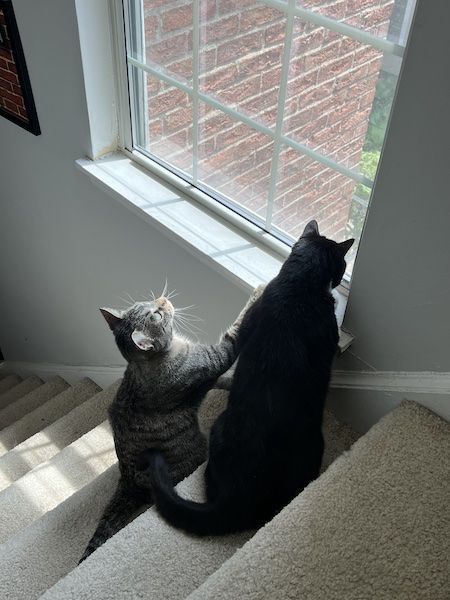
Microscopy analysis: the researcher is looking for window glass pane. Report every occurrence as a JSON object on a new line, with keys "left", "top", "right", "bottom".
{"left": 199, "top": 1, "right": 286, "bottom": 128}
{"left": 283, "top": 23, "right": 386, "bottom": 172}
{"left": 198, "top": 103, "right": 273, "bottom": 221}
{"left": 137, "top": 72, "right": 193, "bottom": 176}
{"left": 272, "top": 146, "right": 370, "bottom": 263}
{"left": 127, "top": 0, "right": 416, "bottom": 278}
{"left": 295, "top": 0, "right": 415, "bottom": 45}
{"left": 142, "top": 0, "right": 193, "bottom": 83}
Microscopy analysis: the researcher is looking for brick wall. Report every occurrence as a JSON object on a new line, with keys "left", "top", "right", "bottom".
{"left": 142, "top": 0, "right": 395, "bottom": 241}
{"left": 0, "top": 8, "right": 28, "bottom": 123}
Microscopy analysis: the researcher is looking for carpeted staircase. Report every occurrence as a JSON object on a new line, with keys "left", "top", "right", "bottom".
{"left": 0, "top": 368, "right": 448, "bottom": 600}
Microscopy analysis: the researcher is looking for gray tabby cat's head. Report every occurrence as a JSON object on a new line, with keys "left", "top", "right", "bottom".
{"left": 100, "top": 297, "right": 175, "bottom": 362}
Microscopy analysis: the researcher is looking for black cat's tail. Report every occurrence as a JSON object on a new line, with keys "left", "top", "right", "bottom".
{"left": 138, "top": 449, "right": 233, "bottom": 536}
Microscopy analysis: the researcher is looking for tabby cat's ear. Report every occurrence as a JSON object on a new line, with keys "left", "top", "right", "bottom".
{"left": 301, "top": 219, "right": 320, "bottom": 238}
{"left": 100, "top": 308, "right": 123, "bottom": 331}
{"left": 338, "top": 238, "right": 355, "bottom": 255}
{"left": 131, "top": 329, "right": 155, "bottom": 352}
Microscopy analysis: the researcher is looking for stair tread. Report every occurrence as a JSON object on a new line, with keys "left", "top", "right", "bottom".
{"left": 0, "top": 376, "right": 68, "bottom": 432}
{"left": 0, "top": 374, "right": 22, "bottom": 397}
{"left": 0, "top": 381, "right": 119, "bottom": 492}
{"left": 0, "top": 378, "right": 101, "bottom": 455}
{"left": 0, "top": 375, "right": 43, "bottom": 411}
{"left": 186, "top": 401, "right": 450, "bottom": 600}
{"left": 0, "top": 419, "right": 116, "bottom": 543}
{"left": 5, "top": 391, "right": 358, "bottom": 600}
{"left": 0, "top": 465, "right": 121, "bottom": 600}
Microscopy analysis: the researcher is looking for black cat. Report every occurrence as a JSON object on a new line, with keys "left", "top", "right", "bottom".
{"left": 138, "top": 220, "right": 354, "bottom": 535}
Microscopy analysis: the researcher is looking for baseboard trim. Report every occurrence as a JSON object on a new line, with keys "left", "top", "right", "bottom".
{"left": 3, "top": 361, "right": 448, "bottom": 432}
{"left": 5, "top": 361, "right": 450, "bottom": 395}
{"left": 331, "top": 370, "right": 450, "bottom": 395}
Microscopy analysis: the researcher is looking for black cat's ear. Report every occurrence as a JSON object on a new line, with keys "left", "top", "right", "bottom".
{"left": 338, "top": 238, "right": 355, "bottom": 255}
{"left": 100, "top": 308, "right": 123, "bottom": 331}
{"left": 131, "top": 329, "right": 155, "bottom": 352}
{"left": 301, "top": 219, "right": 320, "bottom": 238}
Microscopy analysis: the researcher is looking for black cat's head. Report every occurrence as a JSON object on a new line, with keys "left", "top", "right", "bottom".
{"left": 292, "top": 220, "right": 354, "bottom": 288}
{"left": 100, "top": 296, "right": 175, "bottom": 362}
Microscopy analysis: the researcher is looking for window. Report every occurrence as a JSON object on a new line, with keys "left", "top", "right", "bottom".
{"left": 118, "top": 0, "right": 416, "bottom": 278}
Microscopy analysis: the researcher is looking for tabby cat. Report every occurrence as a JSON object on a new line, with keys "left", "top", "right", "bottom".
{"left": 79, "top": 288, "right": 259, "bottom": 562}
{"left": 138, "top": 221, "right": 354, "bottom": 535}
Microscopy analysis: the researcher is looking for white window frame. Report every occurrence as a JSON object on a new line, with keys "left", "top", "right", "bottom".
{"left": 109, "top": 0, "right": 414, "bottom": 288}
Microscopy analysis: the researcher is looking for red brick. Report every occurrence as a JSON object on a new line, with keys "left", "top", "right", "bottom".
{"left": 0, "top": 88, "right": 25, "bottom": 107}
{"left": 11, "top": 82, "right": 22, "bottom": 95}
{"left": 0, "top": 77, "right": 12, "bottom": 92}
{"left": 7, "top": 60, "right": 17, "bottom": 74}
{"left": 317, "top": 54, "right": 354, "bottom": 85}
{"left": 238, "top": 46, "right": 282, "bottom": 78}
{"left": 0, "top": 56, "right": 11, "bottom": 70}
{"left": 162, "top": 4, "right": 192, "bottom": 33}
{"left": 200, "top": 63, "right": 238, "bottom": 93}
{"left": 149, "top": 118, "right": 163, "bottom": 138}
{"left": 17, "top": 106, "right": 28, "bottom": 119}
{"left": 198, "top": 137, "right": 215, "bottom": 156}
{"left": 3, "top": 98, "right": 22, "bottom": 114}
{"left": 217, "top": 31, "right": 263, "bottom": 65}
{"left": 163, "top": 106, "right": 192, "bottom": 132}
{"left": 239, "top": 6, "right": 282, "bottom": 33}
{"left": 0, "top": 68, "right": 18, "bottom": 83}
{"left": 144, "top": 14, "right": 158, "bottom": 40}
{"left": 219, "top": 75, "right": 261, "bottom": 105}
{"left": 147, "top": 33, "right": 189, "bottom": 64}
{"left": 200, "top": 112, "right": 233, "bottom": 139}
{"left": 302, "top": 40, "right": 341, "bottom": 72}
{"left": 265, "top": 22, "right": 286, "bottom": 46}
{"left": 143, "top": 0, "right": 167, "bottom": 10}
{"left": 200, "top": 0, "right": 218, "bottom": 21}
{"left": 261, "top": 66, "right": 282, "bottom": 91}
{"left": 149, "top": 87, "right": 188, "bottom": 116}
{"left": 201, "top": 15, "right": 239, "bottom": 43}
{"left": 217, "top": 0, "right": 255, "bottom": 16}
{"left": 215, "top": 122, "right": 248, "bottom": 150}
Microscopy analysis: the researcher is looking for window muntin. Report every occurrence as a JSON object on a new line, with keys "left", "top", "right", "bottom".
{"left": 123, "top": 0, "right": 416, "bottom": 278}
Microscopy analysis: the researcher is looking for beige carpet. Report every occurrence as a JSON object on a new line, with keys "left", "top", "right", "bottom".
{"left": 0, "top": 378, "right": 100, "bottom": 454}
{"left": 0, "top": 376, "right": 68, "bottom": 431}
{"left": 0, "top": 375, "right": 42, "bottom": 411}
{"left": 187, "top": 401, "right": 450, "bottom": 600}
{"left": 33, "top": 396, "right": 359, "bottom": 600}
{"left": 0, "top": 381, "right": 119, "bottom": 491}
{"left": 0, "top": 374, "right": 22, "bottom": 396}
{"left": 0, "top": 419, "right": 116, "bottom": 543}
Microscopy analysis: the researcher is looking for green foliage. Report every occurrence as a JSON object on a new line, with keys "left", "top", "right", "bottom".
{"left": 364, "top": 71, "right": 397, "bottom": 152}
{"left": 355, "top": 149, "right": 380, "bottom": 198}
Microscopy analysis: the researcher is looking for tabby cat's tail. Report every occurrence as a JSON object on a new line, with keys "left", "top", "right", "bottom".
{"left": 79, "top": 479, "right": 147, "bottom": 563}
{"left": 139, "top": 450, "right": 234, "bottom": 536}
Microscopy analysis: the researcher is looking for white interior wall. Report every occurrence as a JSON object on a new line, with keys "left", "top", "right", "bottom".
{"left": 0, "top": 0, "right": 248, "bottom": 368}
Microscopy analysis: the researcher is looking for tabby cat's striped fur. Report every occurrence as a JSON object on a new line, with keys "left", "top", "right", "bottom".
{"left": 79, "top": 290, "right": 259, "bottom": 562}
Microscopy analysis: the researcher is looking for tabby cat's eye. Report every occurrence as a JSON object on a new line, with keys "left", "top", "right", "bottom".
{"left": 153, "top": 312, "right": 162, "bottom": 322}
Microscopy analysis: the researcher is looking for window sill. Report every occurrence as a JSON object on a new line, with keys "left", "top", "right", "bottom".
{"left": 76, "top": 152, "right": 353, "bottom": 352}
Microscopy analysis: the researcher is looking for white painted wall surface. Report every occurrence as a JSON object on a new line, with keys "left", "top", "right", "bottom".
{"left": 0, "top": 0, "right": 248, "bottom": 368}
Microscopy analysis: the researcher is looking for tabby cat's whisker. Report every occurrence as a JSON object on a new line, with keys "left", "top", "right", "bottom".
{"left": 124, "top": 291, "right": 136, "bottom": 305}
{"left": 116, "top": 295, "right": 133, "bottom": 307}
{"left": 160, "top": 279, "right": 168, "bottom": 299}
